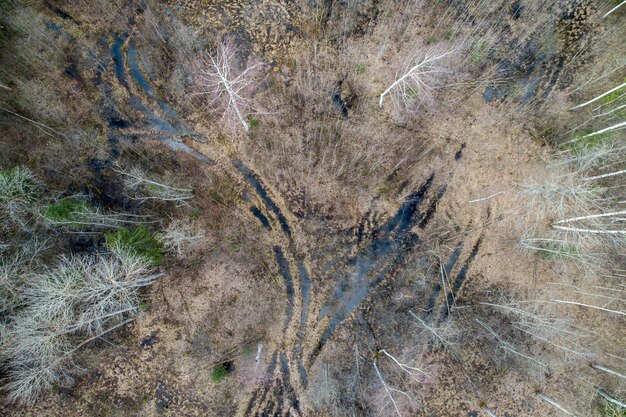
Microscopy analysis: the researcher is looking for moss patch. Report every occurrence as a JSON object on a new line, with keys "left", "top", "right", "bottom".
{"left": 44, "top": 197, "right": 92, "bottom": 223}
{"left": 211, "top": 362, "right": 232, "bottom": 383}
{"left": 105, "top": 226, "right": 163, "bottom": 266}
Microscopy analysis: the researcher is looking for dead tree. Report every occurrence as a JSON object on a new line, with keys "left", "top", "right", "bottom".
{"left": 537, "top": 393, "right": 576, "bottom": 416}
{"left": 158, "top": 219, "right": 205, "bottom": 258}
{"left": 591, "top": 364, "right": 626, "bottom": 380}
{"left": 373, "top": 357, "right": 411, "bottom": 417}
{"left": 603, "top": 1, "right": 626, "bottom": 18}
{"left": 570, "top": 82, "right": 626, "bottom": 110}
{"left": 193, "top": 37, "right": 262, "bottom": 134}
{"left": 379, "top": 49, "right": 453, "bottom": 111}
{"left": 114, "top": 165, "right": 193, "bottom": 206}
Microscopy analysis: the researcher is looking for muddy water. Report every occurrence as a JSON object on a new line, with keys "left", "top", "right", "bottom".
{"left": 315, "top": 174, "right": 436, "bottom": 355}
{"left": 250, "top": 206, "right": 272, "bottom": 230}
{"left": 234, "top": 160, "right": 292, "bottom": 237}
{"left": 127, "top": 41, "right": 155, "bottom": 98}
{"left": 440, "top": 237, "right": 482, "bottom": 319}
{"left": 274, "top": 247, "right": 295, "bottom": 331}
{"left": 92, "top": 33, "right": 213, "bottom": 167}
{"left": 425, "top": 242, "right": 463, "bottom": 316}
{"left": 112, "top": 36, "right": 129, "bottom": 90}
{"left": 296, "top": 259, "right": 311, "bottom": 386}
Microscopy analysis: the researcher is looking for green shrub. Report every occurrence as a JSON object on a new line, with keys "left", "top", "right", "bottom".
{"left": 211, "top": 363, "right": 230, "bottom": 383}
{"left": 355, "top": 63, "right": 366, "bottom": 74}
{"left": 598, "top": 396, "right": 625, "bottom": 417}
{"left": 44, "top": 198, "right": 92, "bottom": 223}
{"left": 0, "top": 167, "right": 40, "bottom": 204}
{"left": 248, "top": 117, "right": 259, "bottom": 128}
{"left": 105, "top": 226, "right": 163, "bottom": 266}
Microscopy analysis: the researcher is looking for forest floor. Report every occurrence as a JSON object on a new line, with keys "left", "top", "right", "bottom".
{"left": 2, "top": 1, "right": 621, "bottom": 416}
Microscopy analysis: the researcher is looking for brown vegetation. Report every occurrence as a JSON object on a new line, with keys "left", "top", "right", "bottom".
{"left": 0, "top": 0, "right": 624, "bottom": 416}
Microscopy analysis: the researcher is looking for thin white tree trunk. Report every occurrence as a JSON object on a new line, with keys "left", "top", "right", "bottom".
{"left": 379, "top": 349, "right": 429, "bottom": 379}
{"left": 254, "top": 342, "right": 263, "bottom": 374}
{"left": 571, "top": 82, "right": 626, "bottom": 110}
{"left": 583, "top": 169, "right": 626, "bottom": 182}
{"left": 373, "top": 359, "right": 403, "bottom": 417}
{"left": 598, "top": 390, "right": 626, "bottom": 409}
{"left": 231, "top": 95, "right": 249, "bottom": 134}
{"left": 379, "top": 60, "right": 428, "bottom": 108}
{"left": 483, "top": 407, "right": 498, "bottom": 417}
{"left": 549, "top": 299, "right": 626, "bottom": 316}
{"left": 554, "top": 210, "right": 626, "bottom": 224}
{"left": 469, "top": 190, "right": 506, "bottom": 203}
{"left": 603, "top": 0, "right": 626, "bottom": 18}
{"left": 591, "top": 364, "right": 626, "bottom": 379}
{"left": 567, "top": 121, "right": 626, "bottom": 146}
{"left": 552, "top": 224, "right": 626, "bottom": 234}
{"left": 538, "top": 394, "right": 576, "bottom": 416}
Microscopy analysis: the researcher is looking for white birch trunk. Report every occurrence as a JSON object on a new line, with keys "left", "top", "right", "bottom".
{"left": 571, "top": 82, "right": 626, "bottom": 110}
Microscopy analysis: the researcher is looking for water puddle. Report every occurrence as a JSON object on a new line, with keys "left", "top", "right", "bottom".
{"left": 112, "top": 36, "right": 129, "bottom": 89}
{"left": 251, "top": 206, "right": 272, "bottom": 230}
{"left": 234, "top": 161, "right": 291, "bottom": 237}
{"left": 331, "top": 90, "right": 349, "bottom": 118}
{"left": 440, "top": 237, "right": 482, "bottom": 319}
{"left": 280, "top": 353, "right": 300, "bottom": 413}
{"left": 273, "top": 247, "right": 294, "bottom": 331}
{"left": 425, "top": 242, "right": 463, "bottom": 317}
{"left": 455, "top": 143, "right": 466, "bottom": 161}
{"left": 313, "top": 174, "right": 441, "bottom": 360}
{"left": 127, "top": 41, "right": 156, "bottom": 98}
{"left": 296, "top": 259, "right": 311, "bottom": 386}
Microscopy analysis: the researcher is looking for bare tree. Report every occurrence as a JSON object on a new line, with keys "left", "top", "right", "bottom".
{"left": 475, "top": 319, "right": 547, "bottom": 368}
{"left": 114, "top": 165, "right": 193, "bottom": 206}
{"left": 42, "top": 195, "right": 156, "bottom": 229}
{"left": 0, "top": 166, "right": 42, "bottom": 231}
{"left": 193, "top": 37, "right": 262, "bottom": 134}
{"left": 479, "top": 301, "right": 592, "bottom": 358}
{"left": 373, "top": 357, "right": 412, "bottom": 417}
{"left": 378, "top": 48, "right": 453, "bottom": 111}
{"left": 2, "top": 248, "right": 163, "bottom": 404}
{"left": 158, "top": 219, "right": 206, "bottom": 258}
{"left": 409, "top": 311, "right": 458, "bottom": 350}
{"left": 0, "top": 239, "right": 49, "bottom": 316}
